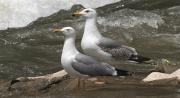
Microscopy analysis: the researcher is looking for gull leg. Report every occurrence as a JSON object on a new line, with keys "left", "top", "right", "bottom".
{"left": 81, "top": 79, "right": 85, "bottom": 90}
{"left": 77, "top": 78, "right": 80, "bottom": 89}
{"left": 64, "top": 78, "right": 80, "bottom": 91}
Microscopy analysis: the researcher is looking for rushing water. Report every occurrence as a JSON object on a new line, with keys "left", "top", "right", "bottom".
{"left": 0, "top": 0, "right": 180, "bottom": 80}
{"left": 0, "top": 0, "right": 121, "bottom": 30}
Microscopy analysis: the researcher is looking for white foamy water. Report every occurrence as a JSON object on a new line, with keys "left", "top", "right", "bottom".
{"left": 0, "top": 0, "right": 120, "bottom": 30}
{"left": 98, "top": 9, "right": 164, "bottom": 29}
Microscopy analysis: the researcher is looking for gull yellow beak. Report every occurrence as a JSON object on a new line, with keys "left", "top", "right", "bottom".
{"left": 72, "top": 11, "right": 82, "bottom": 17}
{"left": 53, "top": 29, "right": 63, "bottom": 33}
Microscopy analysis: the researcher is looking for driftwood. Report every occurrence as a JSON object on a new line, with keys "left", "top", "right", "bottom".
{"left": 9, "top": 70, "right": 68, "bottom": 91}
{"left": 13, "top": 70, "right": 67, "bottom": 82}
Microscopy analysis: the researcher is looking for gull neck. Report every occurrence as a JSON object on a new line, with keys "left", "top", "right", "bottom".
{"left": 83, "top": 17, "right": 102, "bottom": 39}
{"left": 62, "top": 36, "right": 78, "bottom": 56}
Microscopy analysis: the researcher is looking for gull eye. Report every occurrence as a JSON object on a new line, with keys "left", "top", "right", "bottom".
{"left": 67, "top": 29, "right": 70, "bottom": 31}
{"left": 85, "top": 10, "right": 90, "bottom": 13}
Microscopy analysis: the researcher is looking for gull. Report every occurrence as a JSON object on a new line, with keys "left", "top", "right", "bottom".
{"left": 53, "top": 27, "right": 130, "bottom": 89}
{"left": 73, "top": 8, "right": 151, "bottom": 63}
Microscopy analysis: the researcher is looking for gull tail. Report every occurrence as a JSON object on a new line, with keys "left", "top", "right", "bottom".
{"left": 115, "top": 68, "right": 131, "bottom": 76}
{"left": 129, "top": 55, "right": 151, "bottom": 63}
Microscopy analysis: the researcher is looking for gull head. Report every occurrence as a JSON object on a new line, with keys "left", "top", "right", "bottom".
{"left": 73, "top": 8, "right": 97, "bottom": 19}
{"left": 53, "top": 27, "right": 76, "bottom": 37}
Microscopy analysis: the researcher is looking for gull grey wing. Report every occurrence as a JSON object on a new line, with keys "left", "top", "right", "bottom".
{"left": 72, "top": 53, "right": 116, "bottom": 76}
{"left": 98, "top": 37, "right": 121, "bottom": 48}
{"left": 97, "top": 37, "right": 137, "bottom": 58}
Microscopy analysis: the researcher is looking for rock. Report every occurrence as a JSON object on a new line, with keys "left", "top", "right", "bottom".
{"left": 142, "top": 72, "right": 178, "bottom": 85}
{"left": 171, "top": 69, "right": 180, "bottom": 81}
{"left": 143, "top": 68, "right": 180, "bottom": 85}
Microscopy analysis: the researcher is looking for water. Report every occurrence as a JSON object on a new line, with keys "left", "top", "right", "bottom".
{"left": 0, "top": 0, "right": 180, "bottom": 80}
{"left": 0, "top": 0, "right": 121, "bottom": 30}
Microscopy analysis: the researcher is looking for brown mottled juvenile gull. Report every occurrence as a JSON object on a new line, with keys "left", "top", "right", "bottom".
{"left": 73, "top": 8, "right": 151, "bottom": 63}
